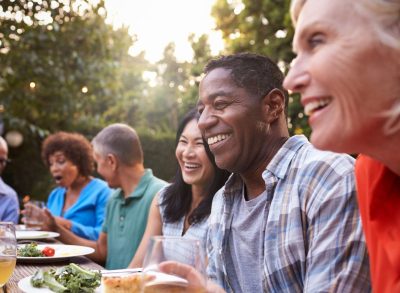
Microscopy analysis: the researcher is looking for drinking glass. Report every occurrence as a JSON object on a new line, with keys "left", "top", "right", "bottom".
{"left": 141, "top": 236, "right": 206, "bottom": 293}
{"left": 0, "top": 222, "right": 17, "bottom": 289}
{"left": 22, "top": 200, "right": 46, "bottom": 230}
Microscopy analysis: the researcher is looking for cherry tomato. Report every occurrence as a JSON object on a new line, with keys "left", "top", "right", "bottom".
{"left": 42, "top": 246, "right": 55, "bottom": 257}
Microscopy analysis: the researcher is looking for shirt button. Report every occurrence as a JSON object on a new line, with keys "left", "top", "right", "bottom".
{"left": 120, "top": 216, "right": 124, "bottom": 221}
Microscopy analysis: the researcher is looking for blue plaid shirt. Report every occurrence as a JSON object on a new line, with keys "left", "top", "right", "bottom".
{"left": 207, "top": 135, "right": 371, "bottom": 292}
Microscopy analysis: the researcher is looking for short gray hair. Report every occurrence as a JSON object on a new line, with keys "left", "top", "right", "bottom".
{"left": 92, "top": 123, "right": 143, "bottom": 166}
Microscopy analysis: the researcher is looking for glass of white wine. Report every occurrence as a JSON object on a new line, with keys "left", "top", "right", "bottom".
{"left": 0, "top": 222, "right": 17, "bottom": 289}
{"left": 141, "top": 236, "right": 206, "bottom": 293}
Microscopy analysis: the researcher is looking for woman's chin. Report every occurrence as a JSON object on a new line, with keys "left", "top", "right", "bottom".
{"left": 310, "top": 131, "right": 345, "bottom": 153}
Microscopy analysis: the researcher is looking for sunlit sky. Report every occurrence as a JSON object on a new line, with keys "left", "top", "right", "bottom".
{"left": 105, "top": 0, "right": 224, "bottom": 63}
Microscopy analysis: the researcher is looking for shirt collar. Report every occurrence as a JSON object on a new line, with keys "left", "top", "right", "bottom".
{"left": 117, "top": 169, "right": 154, "bottom": 200}
{"left": 264, "top": 135, "right": 308, "bottom": 180}
{"left": 223, "top": 135, "right": 308, "bottom": 194}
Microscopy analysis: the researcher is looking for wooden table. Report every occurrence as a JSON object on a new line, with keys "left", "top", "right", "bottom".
{"left": 5, "top": 239, "right": 103, "bottom": 292}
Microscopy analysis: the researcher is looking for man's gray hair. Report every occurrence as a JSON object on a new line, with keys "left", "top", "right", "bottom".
{"left": 92, "top": 123, "right": 143, "bottom": 166}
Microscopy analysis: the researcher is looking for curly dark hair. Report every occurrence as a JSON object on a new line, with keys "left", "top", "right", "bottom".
{"left": 161, "top": 108, "right": 231, "bottom": 225}
{"left": 41, "top": 132, "right": 94, "bottom": 177}
{"left": 204, "top": 52, "right": 289, "bottom": 116}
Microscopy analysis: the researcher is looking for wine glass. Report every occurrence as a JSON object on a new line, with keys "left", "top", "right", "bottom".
{"left": 141, "top": 236, "right": 206, "bottom": 293}
{"left": 0, "top": 222, "right": 17, "bottom": 289}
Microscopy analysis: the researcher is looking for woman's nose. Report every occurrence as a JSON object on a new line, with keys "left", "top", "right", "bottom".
{"left": 183, "top": 145, "right": 195, "bottom": 157}
{"left": 283, "top": 58, "right": 310, "bottom": 93}
{"left": 49, "top": 164, "right": 58, "bottom": 173}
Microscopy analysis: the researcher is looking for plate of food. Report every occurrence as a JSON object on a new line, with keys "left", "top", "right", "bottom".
{"left": 18, "top": 264, "right": 144, "bottom": 293}
{"left": 17, "top": 242, "right": 95, "bottom": 263}
{"left": 18, "top": 263, "right": 103, "bottom": 292}
{"left": 16, "top": 230, "right": 60, "bottom": 240}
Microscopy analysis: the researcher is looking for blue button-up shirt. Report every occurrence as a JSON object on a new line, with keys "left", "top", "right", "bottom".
{"left": 0, "top": 178, "right": 19, "bottom": 223}
{"left": 207, "top": 135, "right": 371, "bottom": 292}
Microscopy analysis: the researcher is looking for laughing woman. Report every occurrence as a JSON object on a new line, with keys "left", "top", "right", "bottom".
{"left": 283, "top": 0, "right": 400, "bottom": 291}
{"left": 129, "top": 108, "right": 230, "bottom": 268}
{"left": 36, "top": 132, "right": 111, "bottom": 240}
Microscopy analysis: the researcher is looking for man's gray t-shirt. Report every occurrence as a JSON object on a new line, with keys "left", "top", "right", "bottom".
{"left": 226, "top": 186, "right": 268, "bottom": 293}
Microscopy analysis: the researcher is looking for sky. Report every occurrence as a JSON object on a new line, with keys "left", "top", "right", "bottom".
{"left": 105, "top": 0, "right": 224, "bottom": 63}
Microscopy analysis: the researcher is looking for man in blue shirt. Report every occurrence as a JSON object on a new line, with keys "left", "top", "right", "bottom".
{"left": 0, "top": 136, "right": 19, "bottom": 223}
{"left": 43, "top": 124, "right": 167, "bottom": 268}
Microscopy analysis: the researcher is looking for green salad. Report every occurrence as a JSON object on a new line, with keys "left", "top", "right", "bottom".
{"left": 18, "top": 242, "right": 44, "bottom": 257}
{"left": 30, "top": 263, "right": 101, "bottom": 293}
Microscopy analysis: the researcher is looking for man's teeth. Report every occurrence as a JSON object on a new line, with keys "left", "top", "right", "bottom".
{"left": 207, "top": 134, "right": 230, "bottom": 145}
{"left": 304, "top": 98, "right": 332, "bottom": 116}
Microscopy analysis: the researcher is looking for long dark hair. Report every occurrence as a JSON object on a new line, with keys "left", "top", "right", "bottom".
{"left": 161, "top": 108, "right": 230, "bottom": 225}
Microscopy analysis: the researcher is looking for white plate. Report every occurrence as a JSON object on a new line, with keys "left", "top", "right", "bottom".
{"left": 17, "top": 244, "right": 95, "bottom": 263}
{"left": 16, "top": 231, "right": 60, "bottom": 240}
{"left": 18, "top": 276, "right": 103, "bottom": 293}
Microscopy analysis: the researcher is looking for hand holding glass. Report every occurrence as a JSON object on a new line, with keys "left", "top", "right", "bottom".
{"left": 0, "top": 222, "right": 17, "bottom": 288}
{"left": 142, "top": 236, "right": 206, "bottom": 293}
{"left": 22, "top": 200, "right": 46, "bottom": 229}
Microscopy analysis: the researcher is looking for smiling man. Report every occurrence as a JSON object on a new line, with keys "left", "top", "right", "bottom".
{"left": 164, "top": 53, "right": 371, "bottom": 292}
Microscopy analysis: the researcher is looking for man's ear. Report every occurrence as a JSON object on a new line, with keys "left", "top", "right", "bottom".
{"left": 261, "top": 89, "right": 286, "bottom": 124}
{"left": 107, "top": 154, "right": 118, "bottom": 171}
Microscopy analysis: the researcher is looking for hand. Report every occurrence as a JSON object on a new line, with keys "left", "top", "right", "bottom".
{"left": 159, "top": 261, "right": 226, "bottom": 293}
{"left": 41, "top": 208, "right": 57, "bottom": 231}
{"left": 54, "top": 216, "right": 72, "bottom": 230}
{"left": 21, "top": 202, "right": 46, "bottom": 227}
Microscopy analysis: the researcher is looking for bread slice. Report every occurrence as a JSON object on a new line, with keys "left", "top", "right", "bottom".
{"left": 102, "top": 273, "right": 142, "bottom": 293}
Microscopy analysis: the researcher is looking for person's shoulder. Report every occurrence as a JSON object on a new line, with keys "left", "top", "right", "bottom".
{"left": 105, "top": 189, "right": 123, "bottom": 207}
{"left": 293, "top": 138, "right": 355, "bottom": 176}
{"left": 90, "top": 177, "right": 110, "bottom": 189}
{"left": 147, "top": 174, "right": 168, "bottom": 189}
{"left": 210, "top": 187, "right": 226, "bottom": 211}
{"left": 48, "top": 185, "right": 64, "bottom": 198}
{"left": 0, "top": 179, "right": 17, "bottom": 198}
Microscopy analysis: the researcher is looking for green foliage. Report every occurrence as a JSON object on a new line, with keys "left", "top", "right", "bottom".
{"left": 138, "top": 129, "right": 176, "bottom": 182}
{"left": 138, "top": 34, "right": 213, "bottom": 132}
{"left": 211, "top": 0, "right": 311, "bottom": 136}
{"left": 0, "top": 0, "right": 149, "bottom": 198}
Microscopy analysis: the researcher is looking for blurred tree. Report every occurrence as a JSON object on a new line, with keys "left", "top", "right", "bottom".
{"left": 211, "top": 0, "right": 310, "bottom": 137}
{"left": 137, "top": 43, "right": 186, "bottom": 132}
{"left": 181, "top": 33, "right": 213, "bottom": 113}
{"left": 0, "top": 0, "right": 148, "bottom": 197}
{"left": 139, "top": 34, "right": 214, "bottom": 133}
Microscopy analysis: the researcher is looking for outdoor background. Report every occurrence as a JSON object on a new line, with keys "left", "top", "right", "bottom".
{"left": 0, "top": 0, "right": 310, "bottom": 201}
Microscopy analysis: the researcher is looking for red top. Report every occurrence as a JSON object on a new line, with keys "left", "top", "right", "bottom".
{"left": 356, "top": 155, "right": 400, "bottom": 292}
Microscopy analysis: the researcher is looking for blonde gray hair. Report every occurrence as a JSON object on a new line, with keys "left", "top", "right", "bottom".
{"left": 290, "top": 0, "right": 400, "bottom": 136}
{"left": 291, "top": 0, "right": 400, "bottom": 49}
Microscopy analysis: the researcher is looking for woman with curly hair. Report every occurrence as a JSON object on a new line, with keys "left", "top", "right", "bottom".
{"left": 25, "top": 132, "right": 111, "bottom": 240}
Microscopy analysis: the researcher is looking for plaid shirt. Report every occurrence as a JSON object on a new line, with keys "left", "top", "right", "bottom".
{"left": 207, "top": 135, "right": 371, "bottom": 292}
